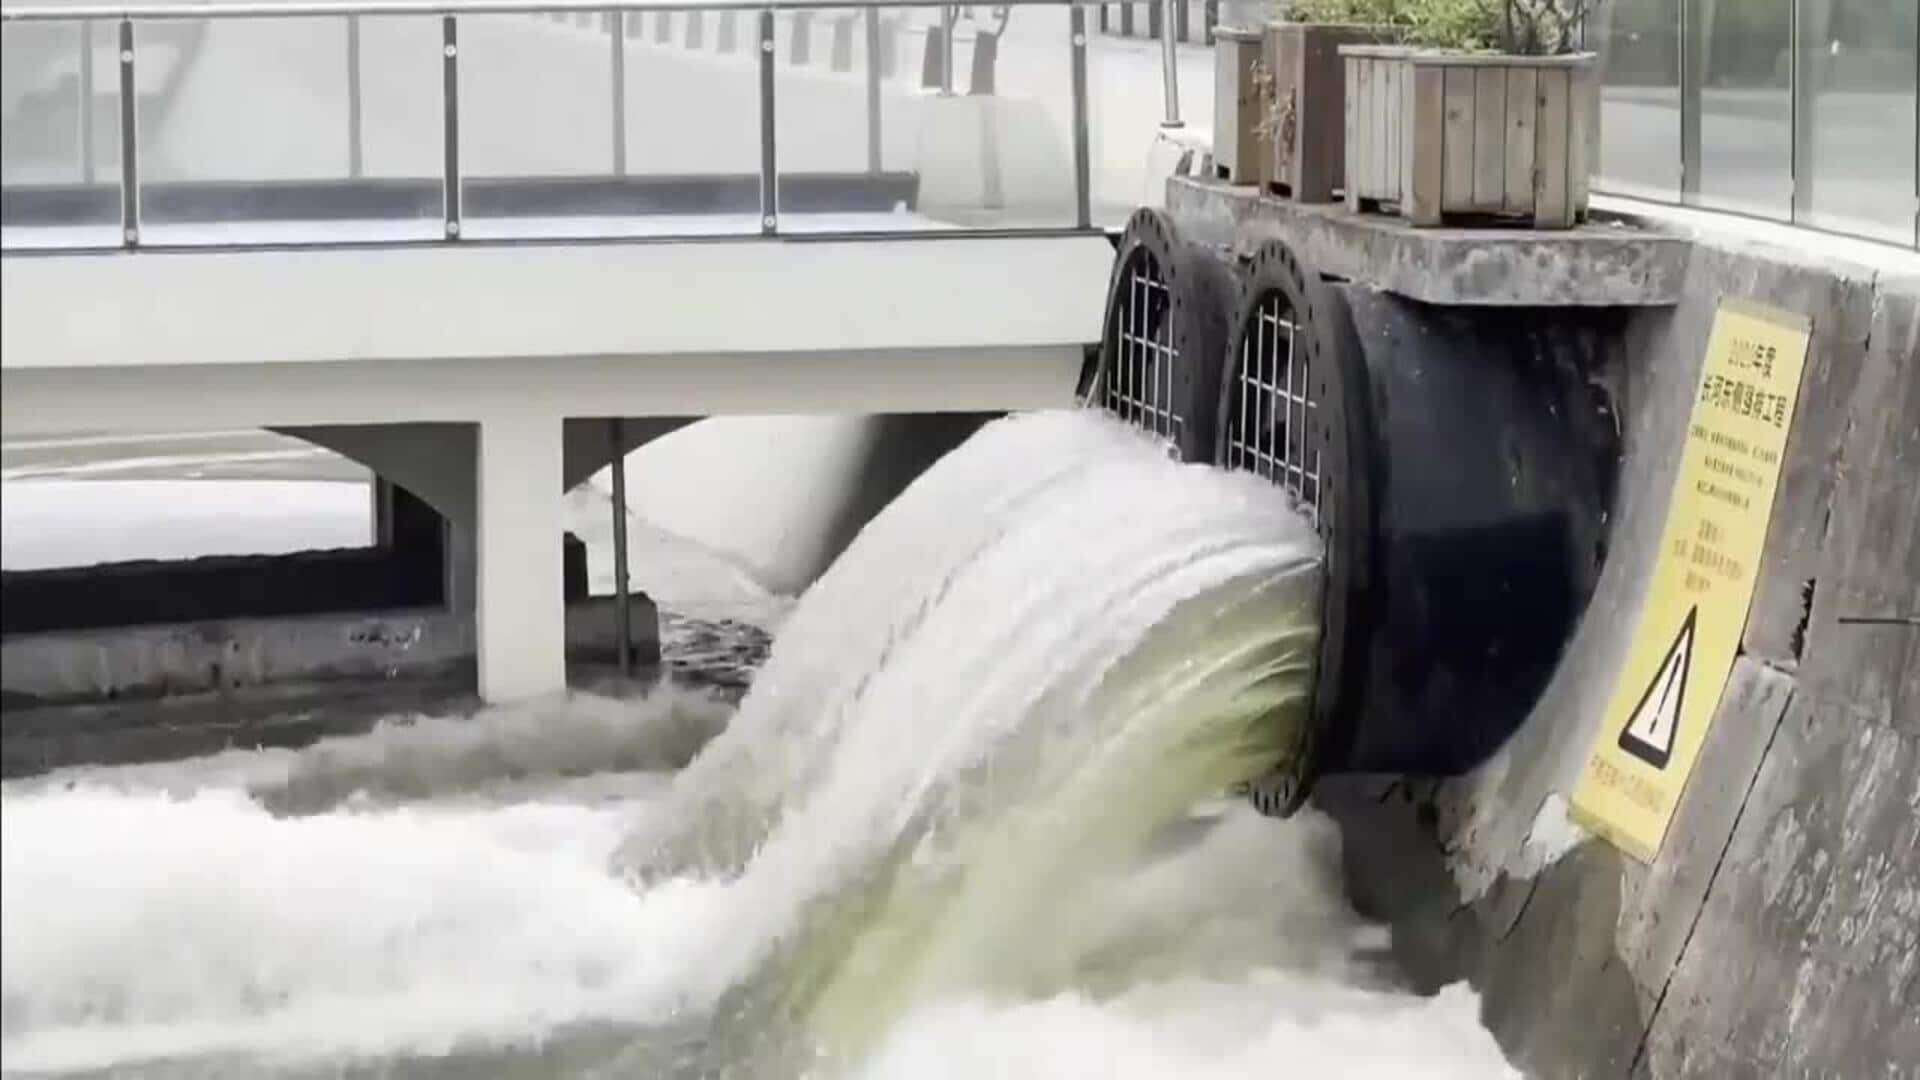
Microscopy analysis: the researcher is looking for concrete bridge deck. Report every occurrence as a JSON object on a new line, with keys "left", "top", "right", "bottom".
{"left": 0, "top": 0, "right": 1153, "bottom": 703}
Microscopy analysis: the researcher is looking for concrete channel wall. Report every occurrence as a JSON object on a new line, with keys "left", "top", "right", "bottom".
{"left": 1393, "top": 247, "right": 1916, "bottom": 1078}
{"left": 1164, "top": 178, "right": 1918, "bottom": 1076}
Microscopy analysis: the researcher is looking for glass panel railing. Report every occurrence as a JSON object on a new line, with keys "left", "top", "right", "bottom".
{"left": 1595, "top": 0, "right": 1916, "bottom": 250}
{"left": 1794, "top": 0, "right": 1917, "bottom": 247}
{"left": 460, "top": 12, "right": 615, "bottom": 239}
{"left": 613, "top": 6, "right": 765, "bottom": 237}
{"left": 1593, "top": 0, "right": 1681, "bottom": 202}
{"left": 2, "top": 0, "right": 1113, "bottom": 251}
{"left": 771, "top": 6, "right": 921, "bottom": 234}
{"left": 1, "top": 18, "right": 122, "bottom": 249}
{"left": 133, "top": 14, "right": 444, "bottom": 246}
{"left": 1084, "top": 12, "right": 1213, "bottom": 228}
{"left": 775, "top": 4, "right": 1084, "bottom": 234}
{"left": 1692, "top": 0, "right": 1793, "bottom": 221}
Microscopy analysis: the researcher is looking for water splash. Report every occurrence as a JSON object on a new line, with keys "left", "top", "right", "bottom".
{"left": 0, "top": 411, "right": 1516, "bottom": 1077}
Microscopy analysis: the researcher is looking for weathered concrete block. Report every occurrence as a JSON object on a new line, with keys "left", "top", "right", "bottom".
{"left": 1616, "top": 657, "right": 1796, "bottom": 997}
{"left": 1675, "top": 248, "right": 1878, "bottom": 668}
{"left": 1164, "top": 175, "right": 1690, "bottom": 307}
{"left": 1800, "top": 280, "right": 1920, "bottom": 735}
{"left": 1643, "top": 691, "right": 1920, "bottom": 1076}
{"left": 1298, "top": 203, "right": 1916, "bottom": 1079}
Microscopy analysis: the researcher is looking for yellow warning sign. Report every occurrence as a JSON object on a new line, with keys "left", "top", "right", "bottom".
{"left": 1571, "top": 298, "right": 1811, "bottom": 863}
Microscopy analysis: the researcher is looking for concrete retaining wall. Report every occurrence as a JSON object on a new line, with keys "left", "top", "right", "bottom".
{"left": 1157, "top": 171, "right": 1918, "bottom": 1076}
{"left": 1320, "top": 238, "right": 1918, "bottom": 1074}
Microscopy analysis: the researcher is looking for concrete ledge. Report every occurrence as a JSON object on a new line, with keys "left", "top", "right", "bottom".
{"left": 1166, "top": 176, "right": 1690, "bottom": 307}
{"left": 0, "top": 594, "right": 658, "bottom": 707}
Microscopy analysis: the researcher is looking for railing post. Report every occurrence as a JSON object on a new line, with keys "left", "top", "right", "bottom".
{"left": 941, "top": 5, "right": 956, "bottom": 95}
{"left": 1070, "top": 4, "right": 1091, "bottom": 229}
{"left": 1788, "top": 0, "right": 1818, "bottom": 224}
{"left": 79, "top": 20, "right": 96, "bottom": 183}
{"left": 610, "top": 9, "right": 627, "bottom": 176}
{"left": 442, "top": 14, "right": 460, "bottom": 238}
{"left": 347, "top": 14, "right": 364, "bottom": 178}
{"left": 1158, "top": 0, "right": 1181, "bottom": 127}
{"left": 1677, "top": 0, "right": 1700, "bottom": 203}
{"left": 758, "top": 9, "right": 777, "bottom": 234}
{"left": 116, "top": 18, "right": 138, "bottom": 247}
{"left": 865, "top": 7, "right": 882, "bottom": 174}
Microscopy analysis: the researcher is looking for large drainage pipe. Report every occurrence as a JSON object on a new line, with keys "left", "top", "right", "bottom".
{"left": 1089, "top": 212, "right": 1621, "bottom": 811}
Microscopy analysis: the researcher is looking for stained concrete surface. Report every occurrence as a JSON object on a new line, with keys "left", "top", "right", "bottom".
{"left": 1262, "top": 205, "right": 1920, "bottom": 1074}
{"left": 1165, "top": 176, "right": 1692, "bottom": 307}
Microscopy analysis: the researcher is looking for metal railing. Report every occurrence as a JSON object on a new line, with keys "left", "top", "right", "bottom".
{"left": 0, "top": 0, "right": 1101, "bottom": 251}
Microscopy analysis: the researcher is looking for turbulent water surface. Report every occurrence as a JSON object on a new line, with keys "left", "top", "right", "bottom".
{"left": 1, "top": 412, "right": 1517, "bottom": 1077}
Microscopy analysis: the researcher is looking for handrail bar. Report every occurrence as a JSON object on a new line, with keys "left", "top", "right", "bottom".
{"left": 1, "top": 0, "right": 1091, "bottom": 23}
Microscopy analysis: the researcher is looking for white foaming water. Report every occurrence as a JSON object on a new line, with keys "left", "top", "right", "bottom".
{"left": 1, "top": 411, "right": 1516, "bottom": 1077}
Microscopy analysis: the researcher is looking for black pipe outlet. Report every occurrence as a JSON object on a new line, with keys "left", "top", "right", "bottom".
{"left": 1084, "top": 209, "right": 1238, "bottom": 462}
{"left": 1214, "top": 240, "right": 1621, "bottom": 790}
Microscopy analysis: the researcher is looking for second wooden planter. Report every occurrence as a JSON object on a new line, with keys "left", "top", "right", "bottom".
{"left": 1213, "top": 27, "right": 1270, "bottom": 187}
{"left": 1341, "top": 45, "right": 1599, "bottom": 229}
{"left": 1264, "top": 22, "right": 1391, "bottom": 203}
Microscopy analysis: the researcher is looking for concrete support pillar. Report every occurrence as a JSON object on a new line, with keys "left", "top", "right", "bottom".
{"left": 445, "top": 521, "right": 477, "bottom": 615}
{"left": 476, "top": 414, "right": 565, "bottom": 702}
{"left": 371, "top": 476, "right": 395, "bottom": 547}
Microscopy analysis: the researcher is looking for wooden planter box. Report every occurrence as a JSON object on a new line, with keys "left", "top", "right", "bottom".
{"left": 1263, "top": 22, "right": 1392, "bottom": 202}
{"left": 1341, "top": 46, "right": 1599, "bottom": 229}
{"left": 1212, "top": 27, "right": 1269, "bottom": 186}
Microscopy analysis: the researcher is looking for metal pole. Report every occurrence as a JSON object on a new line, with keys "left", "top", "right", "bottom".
{"left": 79, "top": 20, "right": 96, "bottom": 182}
{"left": 347, "top": 14, "right": 364, "bottom": 177}
{"left": 1070, "top": 4, "right": 1090, "bottom": 228}
{"left": 864, "top": 7, "right": 881, "bottom": 173}
{"left": 442, "top": 14, "right": 461, "bottom": 237}
{"left": 758, "top": 9, "right": 776, "bottom": 234}
{"left": 117, "top": 18, "right": 138, "bottom": 246}
{"left": 940, "top": 4, "right": 955, "bottom": 94}
{"left": 610, "top": 9, "right": 627, "bottom": 175}
{"left": 1158, "top": 0, "right": 1180, "bottom": 126}
{"left": 609, "top": 417, "right": 632, "bottom": 677}
{"left": 1788, "top": 0, "right": 1819, "bottom": 224}
{"left": 1678, "top": 0, "right": 1701, "bottom": 202}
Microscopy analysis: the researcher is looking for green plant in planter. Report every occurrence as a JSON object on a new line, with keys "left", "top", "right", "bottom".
{"left": 1273, "top": 0, "right": 1494, "bottom": 49}
{"left": 1275, "top": 0, "right": 1589, "bottom": 54}
{"left": 1484, "top": 0, "right": 1591, "bottom": 55}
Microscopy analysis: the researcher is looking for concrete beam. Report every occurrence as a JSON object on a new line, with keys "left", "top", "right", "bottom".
{"left": 0, "top": 236, "right": 1112, "bottom": 373}
{"left": 0, "top": 347, "right": 1084, "bottom": 437}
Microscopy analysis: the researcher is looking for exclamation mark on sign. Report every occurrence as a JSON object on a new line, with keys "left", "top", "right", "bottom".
{"left": 1618, "top": 606, "right": 1698, "bottom": 770}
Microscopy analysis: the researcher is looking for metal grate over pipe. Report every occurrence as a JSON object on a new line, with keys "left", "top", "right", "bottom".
{"left": 1223, "top": 290, "right": 1319, "bottom": 523}
{"left": 1101, "top": 247, "right": 1182, "bottom": 446}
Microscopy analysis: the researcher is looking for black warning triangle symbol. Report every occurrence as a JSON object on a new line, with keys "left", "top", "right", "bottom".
{"left": 1618, "top": 606, "right": 1698, "bottom": 769}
